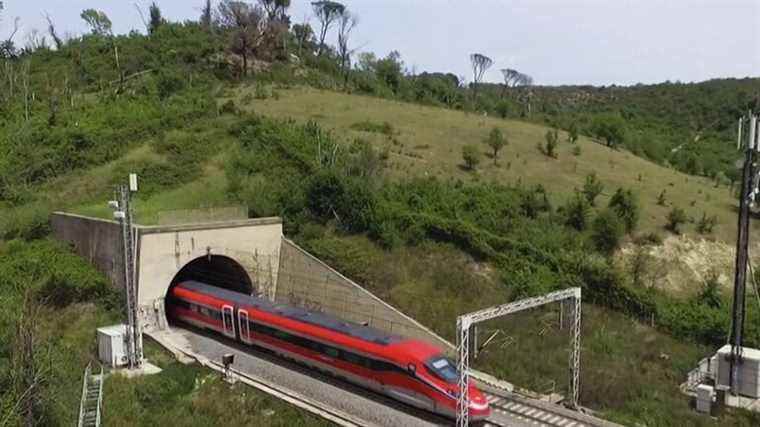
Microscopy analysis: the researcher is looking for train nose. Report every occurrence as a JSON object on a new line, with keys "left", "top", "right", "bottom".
{"left": 468, "top": 391, "right": 491, "bottom": 418}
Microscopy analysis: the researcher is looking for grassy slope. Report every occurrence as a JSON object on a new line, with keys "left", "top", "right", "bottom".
{"left": 235, "top": 86, "right": 743, "bottom": 241}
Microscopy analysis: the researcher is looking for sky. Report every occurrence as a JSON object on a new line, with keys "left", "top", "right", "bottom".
{"left": 1, "top": 0, "right": 758, "bottom": 86}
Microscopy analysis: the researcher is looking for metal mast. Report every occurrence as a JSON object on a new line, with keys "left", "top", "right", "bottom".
{"left": 113, "top": 174, "right": 142, "bottom": 369}
{"left": 730, "top": 112, "right": 758, "bottom": 395}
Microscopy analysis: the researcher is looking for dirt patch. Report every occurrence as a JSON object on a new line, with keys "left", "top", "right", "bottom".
{"left": 618, "top": 235, "right": 760, "bottom": 298}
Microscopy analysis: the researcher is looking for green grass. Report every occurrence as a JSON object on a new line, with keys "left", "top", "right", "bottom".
{"left": 232, "top": 85, "right": 743, "bottom": 241}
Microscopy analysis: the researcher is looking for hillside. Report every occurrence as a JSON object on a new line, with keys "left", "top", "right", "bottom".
{"left": 230, "top": 85, "right": 744, "bottom": 241}
{"left": 1, "top": 6, "right": 760, "bottom": 427}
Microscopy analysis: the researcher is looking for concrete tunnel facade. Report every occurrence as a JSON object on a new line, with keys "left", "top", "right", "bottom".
{"left": 50, "top": 212, "right": 453, "bottom": 351}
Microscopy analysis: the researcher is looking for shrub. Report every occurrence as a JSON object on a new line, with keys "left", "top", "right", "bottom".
{"left": 608, "top": 188, "right": 639, "bottom": 233}
{"left": 484, "top": 127, "right": 507, "bottom": 162}
{"left": 544, "top": 129, "right": 559, "bottom": 158}
{"left": 349, "top": 120, "right": 395, "bottom": 136}
{"left": 666, "top": 207, "right": 688, "bottom": 234}
{"left": 657, "top": 190, "right": 667, "bottom": 206}
{"left": 582, "top": 172, "right": 604, "bottom": 206}
{"left": 696, "top": 212, "right": 718, "bottom": 234}
{"left": 562, "top": 192, "right": 590, "bottom": 231}
{"left": 568, "top": 122, "right": 579, "bottom": 143}
{"left": 592, "top": 209, "right": 625, "bottom": 254}
{"left": 461, "top": 145, "right": 481, "bottom": 170}
{"left": 520, "top": 185, "right": 552, "bottom": 219}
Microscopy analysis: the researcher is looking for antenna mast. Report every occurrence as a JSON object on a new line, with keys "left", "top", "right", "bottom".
{"left": 730, "top": 112, "right": 758, "bottom": 395}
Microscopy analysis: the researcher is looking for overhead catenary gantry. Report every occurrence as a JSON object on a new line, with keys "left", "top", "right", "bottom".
{"left": 455, "top": 287, "right": 582, "bottom": 427}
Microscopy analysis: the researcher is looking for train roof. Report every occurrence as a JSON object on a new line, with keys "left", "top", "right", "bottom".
{"left": 176, "top": 281, "right": 406, "bottom": 346}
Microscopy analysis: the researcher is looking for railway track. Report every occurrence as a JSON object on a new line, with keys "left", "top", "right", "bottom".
{"left": 484, "top": 392, "right": 616, "bottom": 427}
{"left": 151, "top": 326, "right": 618, "bottom": 427}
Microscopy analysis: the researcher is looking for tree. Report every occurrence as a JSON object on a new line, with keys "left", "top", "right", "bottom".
{"left": 148, "top": 2, "right": 166, "bottom": 35}
{"left": 544, "top": 129, "right": 559, "bottom": 158}
{"left": 44, "top": 13, "right": 63, "bottom": 50}
{"left": 657, "top": 189, "right": 667, "bottom": 206}
{"left": 336, "top": 9, "right": 357, "bottom": 86}
{"left": 666, "top": 206, "right": 687, "bottom": 234}
{"left": 375, "top": 51, "right": 404, "bottom": 94}
{"left": 568, "top": 122, "right": 579, "bottom": 143}
{"left": 501, "top": 68, "right": 532, "bottom": 97}
{"left": 592, "top": 209, "right": 625, "bottom": 254}
{"left": 311, "top": 1, "right": 345, "bottom": 56}
{"left": 696, "top": 212, "right": 717, "bottom": 234}
{"left": 292, "top": 22, "right": 314, "bottom": 56}
{"left": 582, "top": 172, "right": 604, "bottom": 206}
{"left": 0, "top": 5, "right": 20, "bottom": 58}
{"left": 469, "top": 53, "right": 493, "bottom": 97}
{"left": 462, "top": 145, "right": 480, "bottom": 170}
{"left": 80, "top": 9, "right": 112, "bottom": 36}
{"left": 591, "top": 114, "right": 626, "bottom": 148}
{"left": 563, "top": 192, "right": 591, "bottom": 231}
{"left": 260, "top": 0, "right": 291, "bottom": 21}
{"left": 200, "top": 0, "right": 214, "bottom": 31}
{"left": 484, "top": 127, "right": 506, "bottom": 162}
{"left": 217, "top": 1, "right": 265, "bottom": 76}
{"left": 608, "top": 187, "right": 639, "bottom": 233}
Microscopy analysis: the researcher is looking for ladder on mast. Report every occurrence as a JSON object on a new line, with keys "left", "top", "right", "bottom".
{"left": 77, "top": 362, "right": 104, "bottom": 427}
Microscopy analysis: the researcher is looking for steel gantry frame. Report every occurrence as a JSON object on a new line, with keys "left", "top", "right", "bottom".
{"left": 456, "top": 287, "right": 582, "bottom": 426}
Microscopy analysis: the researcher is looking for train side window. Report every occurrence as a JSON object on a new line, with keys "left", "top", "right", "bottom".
{"left": 324, "top": 346, "right": 339, "bottom": 359}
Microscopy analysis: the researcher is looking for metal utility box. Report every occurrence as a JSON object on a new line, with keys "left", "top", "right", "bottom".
{"left": 715, "top": 345, "right": 760, "bottom": 398}
{"left": 696, "top": 384, "right": 714, "bottom": 413}
{"left": 97, "top": 324, "right": 128, "bottom": 368}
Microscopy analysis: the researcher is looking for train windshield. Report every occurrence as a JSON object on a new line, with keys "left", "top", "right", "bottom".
{"left": 425, "top": 355, "right": 459, "bottom": 384}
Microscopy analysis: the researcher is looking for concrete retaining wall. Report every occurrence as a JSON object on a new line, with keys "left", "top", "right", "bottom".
{"left": 276, "top": 239, "right": 454, "bottom": 351}
{"left": 50, "top": 212, "right": 125, "bottom": 289}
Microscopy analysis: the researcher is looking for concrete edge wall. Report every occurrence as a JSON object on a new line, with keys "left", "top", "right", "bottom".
{"left": 276, "top": 238, "right": 454, "bottom": 351}
{"left": 50, "top": 212, "right": 125, "bottom": 289}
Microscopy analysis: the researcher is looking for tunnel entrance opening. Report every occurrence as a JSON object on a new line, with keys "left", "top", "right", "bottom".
{"left": 167, "top": 254, "right": 253, "bottom": 309}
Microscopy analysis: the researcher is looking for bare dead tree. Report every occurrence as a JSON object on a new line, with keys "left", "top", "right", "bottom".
{"left": 44, "top": 13, "right": 63, "bottom": 50}
{"left": 311, "top": 1, "right": 345, "bottom": 56}
{"left": 469, "top": 53, "right": 493, "bottom": 98}
{"left": 1, "top": 15, "right": 20, "bottom": 58}
{"left": 259, "top": 0, "right": 291, "bottom": 21}
{"left": 24, "top": 29, "right": 48, "bottom": 53}
{"left": 500, "top": 68, "right": 532, "bottom": 97}
{"left": 200, "top": 0, "right": 214, "bottom": 31}
{"left": 21, "top": 60, "right": 30, "bottom": 120}
{"left": 337, "top": 10, "right": 357, "bottom": 86}
{"left": 217, "top": 0, "right": 266, "bottom": 76}
{"left": 9, "top": 291, "right": 50, "bottom": 427}
{"left": 134, "top": 3, "right": 150, "bottom": 33}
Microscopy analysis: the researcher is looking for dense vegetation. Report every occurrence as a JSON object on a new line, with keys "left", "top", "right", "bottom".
{"left": 1, "top": 1, "right": 758, "bottom": 425}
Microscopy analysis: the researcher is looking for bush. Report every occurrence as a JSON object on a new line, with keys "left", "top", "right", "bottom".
{"left": 666, "top": 207, "right": 687, "bottom": 234}
{"left": 696, "top": 212, "right": 718, "bottom": 234}
{"left": 543, "top": 129, "right": 559, "bottom": 158}
{"left": 562, "top": 192, "right": 590, "bottom": 231}
{"left": 592, "top": 209, "right": 625, "bottom": 254}
{"left": 484, "top": 127, "right": 506, "bottom": 161}
{"left": 582, "top": 172, "right": 604, "bottom": 206}
{"left": 608, "top": 188, "right": 639, "bottom": 233}
{"left": 349, "top": 120, "right": 395, "bottom": 136}
{"left": 461, "top": 145, "right": 481, "bottom": 170}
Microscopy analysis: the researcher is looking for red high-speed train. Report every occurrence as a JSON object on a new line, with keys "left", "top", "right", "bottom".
{"left": 167, "top": 280, "right": 490, "bottom": 420}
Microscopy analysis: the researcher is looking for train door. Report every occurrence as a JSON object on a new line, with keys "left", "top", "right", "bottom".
{"left": 238, "top": 309, "right": 251, "bottom": 344}
{"left": 221, "top": 305, "right": 236, "bottom": 339}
